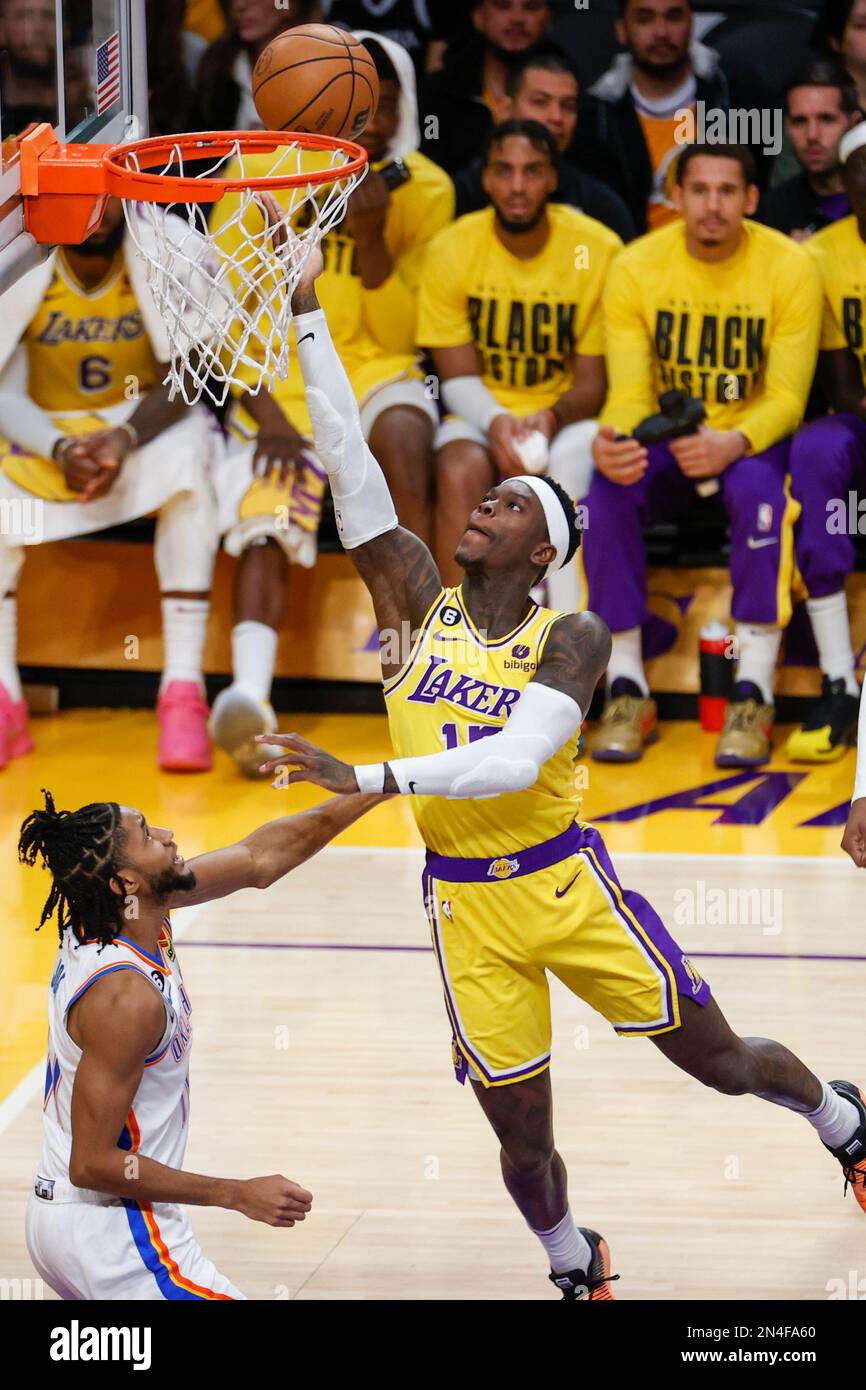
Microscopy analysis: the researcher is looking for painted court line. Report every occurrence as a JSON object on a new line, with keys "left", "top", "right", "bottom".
{"left": 178, "top": 940, "right": 866, "bottom": 964}
{"left": 322, "top": 845, "right": 857, "bottom": 869}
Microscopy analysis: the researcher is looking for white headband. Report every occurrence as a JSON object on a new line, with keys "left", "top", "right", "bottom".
{"left": 840, "top": 122, "right": 866, "bottom": 164}
{"left": 514, "top": 475, "right": 571, "bottom": 571}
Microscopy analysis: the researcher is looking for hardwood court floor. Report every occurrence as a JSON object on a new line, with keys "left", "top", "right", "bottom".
{"left": 1, "top": 710, "right": 864, "bottom": 1299}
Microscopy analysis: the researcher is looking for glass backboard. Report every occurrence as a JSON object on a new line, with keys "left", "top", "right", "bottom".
{"left": 0, "top": 0, "right": 147, "bottom": 294}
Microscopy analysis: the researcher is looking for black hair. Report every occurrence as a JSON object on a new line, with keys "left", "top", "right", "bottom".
{"left": 18, "top": 790, "right": 128, "bottom": 946}
{"left": 813, "top": 0, "right": 859, "bottom": 51}
{"left": 506, "top": 43, "right": 577, "bottom": 101}
{"left": 616, "top": 0, "right": 692, "bottom": 13}
{"left": 785, "top": 56, "right": 861, "bottom": 114}
{"left": 538, "top": 475, "right": 582, "bottom": 566}
{"left": 675, "top": 141, "right": 758, "bottom": 186}
{"left": 482, "top": 118, "right": 558, "bottom": 167}
{"left": 362, "top": 36, "right": 400, "bottom": 87}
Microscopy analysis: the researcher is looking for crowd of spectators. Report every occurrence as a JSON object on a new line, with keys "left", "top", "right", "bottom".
{"left": 2, "top": 0, "right": 866, "bottom": 782}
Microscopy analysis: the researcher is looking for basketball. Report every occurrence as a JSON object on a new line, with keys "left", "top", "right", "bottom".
{"left": 251, "top": 24, "right": 380, "bottom": 141}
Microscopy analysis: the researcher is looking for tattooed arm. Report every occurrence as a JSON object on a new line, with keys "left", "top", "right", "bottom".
{"left": 531, "top": 611, "right": 612, "bottom": 713}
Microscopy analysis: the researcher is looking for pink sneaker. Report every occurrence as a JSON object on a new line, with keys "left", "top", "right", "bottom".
{"left": 0, "top": 683, "right": 33, "bottom": 769}
{"left": 157, "top": 680, "right": 212, "bottom": 772}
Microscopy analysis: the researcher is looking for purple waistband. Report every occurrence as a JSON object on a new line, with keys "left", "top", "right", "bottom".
{"left": 424, "top": 822, "right": 583, "bottom": 884}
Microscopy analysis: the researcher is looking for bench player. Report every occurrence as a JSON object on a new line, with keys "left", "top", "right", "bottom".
{"left": 257, "top": 229, "right": 866, "bottom": 1299}
{"left": 21, "top": 786, "right": 384, "bottom": 1300}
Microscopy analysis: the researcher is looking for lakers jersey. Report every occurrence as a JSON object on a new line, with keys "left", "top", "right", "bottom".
{"left": 385, "top": 587, "right": 581, "bottom": 858}
{"left": 37, "top": 921, "right": 192, "bottom": 1202}
{"left": 23, "top": 250, "right": 160, "bottom": 413}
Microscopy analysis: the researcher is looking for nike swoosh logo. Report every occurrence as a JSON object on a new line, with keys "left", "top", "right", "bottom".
{"left": 297, "top": 332, "right": 316, "bottom": 346}
{"left": 746, "top": 537, "right": 778, "bottom": 550}
{"left": 555, "top": 869, "right": 582, "bottom": 898}
{"left": 409, "top": 781, "right": 418, "bottom": 794}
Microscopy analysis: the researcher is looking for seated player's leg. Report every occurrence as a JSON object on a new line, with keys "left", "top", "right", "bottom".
{"left": 361, "top": 381, "right": 438, "bottom": 547}
{"left": 423, "top": 864, "right": 616, "bottom": 1299}
{"left": 716, "top": 439, "right": 796, "bottom": 768}
{"left": 433, "top": 417, "right": 496, "bottom": 585}
{"left": 582, "top": 444, "right": 693, "bottom": 761}
{"left": 544, "top": 419, "right": 598, "bottom": 613}
{"left": 150, "top": 411, "right": 220, "bottom": 773}
{"left": 0, "top": 541, "right": 31, "bottom": 767}
{"left": 786, "top": 414, "right": 866, "bottom": 762}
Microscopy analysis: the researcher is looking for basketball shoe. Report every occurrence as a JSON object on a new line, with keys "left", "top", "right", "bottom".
{"left": 715, "top": 681, "right": 774, "bottom": 767}
{"left": 210, "top": 684, "right": 285, "bottom": 778}
{"left": 591, "top": 678, "right": 658, "bottom": 762}
{"left": 0, "top": 682, "right": 33, "bottom": 769}
{"left": 548, "top": 1229, "right": 619, "bottom": 1300}
{"left": 824, "top": 1080, "right": 866, "bottom": 1214}
{"left": 157, "top": 680, "right": 212, "bottom": 772}
{"left": 785, "top": 677, "right": 859, "bottom": 763}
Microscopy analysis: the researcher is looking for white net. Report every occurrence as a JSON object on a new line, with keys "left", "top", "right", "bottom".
{"left": 117, "top": 137, "right": 364, "bottom": 406}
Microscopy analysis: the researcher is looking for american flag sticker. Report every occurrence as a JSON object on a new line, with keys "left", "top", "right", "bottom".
{"left": 95, "top": 31, "right": 121, "bottom": 114}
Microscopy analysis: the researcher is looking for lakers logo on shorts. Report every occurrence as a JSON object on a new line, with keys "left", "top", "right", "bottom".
{"left": 682, "top": 955, "right": 703, "bottom": 994}
{"left": 488, "top": 857, "right": 520, "bottom": 880}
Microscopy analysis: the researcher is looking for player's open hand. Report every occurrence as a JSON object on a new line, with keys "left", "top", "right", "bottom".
{"left": 231, "top": 1174, "right": 313, "bottom": 1227}
{"left": 256, "top": 732, "right": 360, "bottom": 792}
{"left": 841, "top": 797, "right": 866, "bottom": 867}
{"left": 257, "top": 191, "right": 324, "bottom": 293}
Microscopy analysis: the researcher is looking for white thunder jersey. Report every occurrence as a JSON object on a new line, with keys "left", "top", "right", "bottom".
{"left": 37, "top": 919, "right": 192, "bottom": 1200}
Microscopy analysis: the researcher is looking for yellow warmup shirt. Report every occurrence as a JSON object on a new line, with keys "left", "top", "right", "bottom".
{"left": 416, "top": 204, "right": 622, "bottom": 416}
{"left": 384, "top": 587, "right": 581, "bottom": 858}
{"left": 209, "top": 147, "right": 454, "bottom": 438}
{"left": 600, "top": 218, "right": 822, "bottom": 454}
{"left": 808, "top": 214, "right": 866, "bottom": 386}
{"left": 0, "top": 250, "right": 160, "bottom": 500}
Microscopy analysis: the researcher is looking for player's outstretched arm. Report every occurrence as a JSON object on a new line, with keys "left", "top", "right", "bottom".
{"left": 165, "top": 793, "right": 387, "bottom": 908}
{"left": 259, "top": 195, "right": 442, "bottom": 651}
{"left": 842, "top": 676, "right": 866, "bottom": 867}
{"left": 68, "top": 972, "right": 312, "bottom": 1225}
{"left": 258, "top": 613, "right": 611, "bottom": 798}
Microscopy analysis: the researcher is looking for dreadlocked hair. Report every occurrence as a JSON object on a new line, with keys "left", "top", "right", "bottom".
{"left": 18, "top": 790, "right": 127, "bottom": 946}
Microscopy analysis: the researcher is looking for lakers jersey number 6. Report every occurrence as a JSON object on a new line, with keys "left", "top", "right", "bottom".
{"left": 385, "top": 587, "right": 582, "bottom": 858}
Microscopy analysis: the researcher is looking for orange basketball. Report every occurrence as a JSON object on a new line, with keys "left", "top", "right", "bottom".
{"left": 251, "top": 24, "right": 379, "bottom": 141}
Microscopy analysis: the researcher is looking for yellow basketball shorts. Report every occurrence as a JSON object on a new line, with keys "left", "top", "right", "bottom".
{"left": 422, "top": 822, "right": 710, "bottom": 1088}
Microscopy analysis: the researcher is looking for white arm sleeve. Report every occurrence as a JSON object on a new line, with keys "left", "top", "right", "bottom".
{"left": 355, "top": 682, "right": 583, "bottom": 799}
{"left": 853, "top": 681, "right": 866, "bottom": 802}
{"left": 294, "top": 308, "right": 398, "bottom": 549}
{"left": 441, "top": 375, "right": 508, "bottom": 434}
{"left": 0, "top": 345, "right": 64, "bottom": 461}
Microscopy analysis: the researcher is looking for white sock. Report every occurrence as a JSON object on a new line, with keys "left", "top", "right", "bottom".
{"left": 160, "top": 597, "right": 209, "bottom": 693}
{"left": 231, "top": 620, "right": 278, "bottom": 703}
{"left": 734, "top": 623, "right": 781, "bottom": 705}
{"left": 530, "top": 1206, "right": 592, "bottom": 1275}
{"left": 806, "top": 592, "right": 858, "bottom": 695}
{"left": 803, "top": 1081, "right": 861, "bottom": 1148}
{"left": 607, "top": 627, "right": 649, "bottom": 696}
{"left": 0, "top": 596, "right": 22, "bottom": 702}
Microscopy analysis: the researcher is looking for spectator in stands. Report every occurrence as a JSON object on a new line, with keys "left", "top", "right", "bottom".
{"left": 207, "top": 34, "right": 452, "bottom": 776}
{"left": 757, "top": 60, "right": 861, "bottom": 240}
{"left": 784, "top": 123, "right": 866, "bottom": 764}
{"left": 323, "top": 1, "right": 461, "bottom": 75}
{"left": 578, "top": 0, "right": 768, "bottom": 237}
{"left": 417, "top": 119, "right": 618, "bottom": 587}
{"left": 192, "top": 0, "right": 318, "bottom": 131}
{"left": 0, "top": 198, "right": 220, "bottom": 772}
{"left": 581, "top": 145, "right": 821, "bottom": 768}
{"left": 421, "top": 0, "right": 552, "bottom": 173}
{"left": 0, "top": 0, "right": 57, "bottom": 135}
{"left": 147, "top": 0, "right": 195, "bottom": 136}
{"left": 816, "top": 0, "right": 866, "bottom": 112}
{"left": 453, "top": 45, "right": 635, "bottom": 240}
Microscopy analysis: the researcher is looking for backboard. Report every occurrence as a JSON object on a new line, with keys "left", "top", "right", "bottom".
{"left": 0, "top": 0, "right": 147, "bottom": 295}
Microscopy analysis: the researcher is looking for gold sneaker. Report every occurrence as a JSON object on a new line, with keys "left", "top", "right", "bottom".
{"left": 715, "top": 682, "right": 774, "bottom": 767}
{"left": 591, "top": 678, "right": 658, "bottom": 763}
{"left": 209, "top": 684, "right": 284, "bottom": 778}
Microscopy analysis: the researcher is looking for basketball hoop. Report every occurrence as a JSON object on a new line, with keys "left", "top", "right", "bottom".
{"left": 18, "top": 125, "right": 368, "bottom": 405}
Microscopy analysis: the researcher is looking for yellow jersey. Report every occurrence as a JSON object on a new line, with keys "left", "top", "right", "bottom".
{"left": 208, "top": 147, "right": 455, "bottom": 438}
{"left": 599, "top": 218, "right": 822, "bottom": 455}
{"left": 23, "top": 250, "right": 160, "bottom": 413}
{"left": 637, "top": 104, "right": 694, "bottom": 230}
{"left": 384, "top": 586, "right": 581, "bottom": 857}
{"left": 416, "top": 204, "right": 622, "bottom": 416}
{"left": 808, "top": 214, "right": 866, "bottom": 387}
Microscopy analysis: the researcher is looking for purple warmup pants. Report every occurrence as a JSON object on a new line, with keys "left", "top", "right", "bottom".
{"left": 581, "top": 439, "right": 797, "bottom": 632}
{"left": 788, "top": 413, "right": 866, "bottom": 598}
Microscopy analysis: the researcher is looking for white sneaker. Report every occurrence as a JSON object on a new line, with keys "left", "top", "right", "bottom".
{"left": 209, "top": 685, "right": 284, "bottom": 778}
